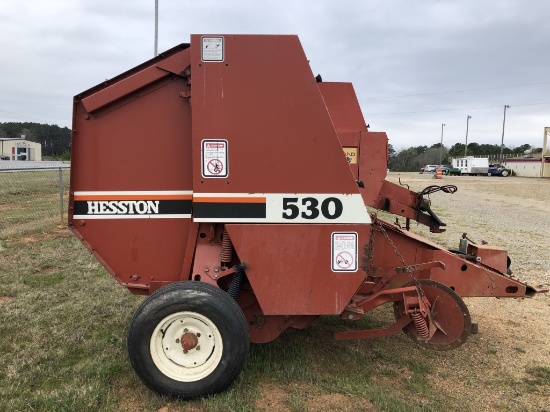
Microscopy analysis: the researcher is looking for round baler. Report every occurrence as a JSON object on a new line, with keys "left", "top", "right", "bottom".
{"left": 69, "top": 34, "right": 547, "bottom": 398}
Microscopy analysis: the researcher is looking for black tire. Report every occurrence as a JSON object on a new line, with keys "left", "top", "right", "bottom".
{"left": 500, "top": 169, "right": 510, "bottom": 177}
{"left": 128, "top": 281, "right": 249, "bottom": 399}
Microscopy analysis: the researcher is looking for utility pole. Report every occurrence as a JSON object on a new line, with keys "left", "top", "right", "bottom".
{"left": 154, "top": 0, "right": 158, "bottom": 57}
{"left": 439, "top": 123, "right": 446, "bottom": 165}
{"left": 500, "top": 105, "right": 510, "bottom": 161}
{"left": 464, "top": 115, "right": 471, "bottom": 157}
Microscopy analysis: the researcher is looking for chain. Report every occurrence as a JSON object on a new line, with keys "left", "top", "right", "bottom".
{"left": 370, "top": 214, "right": 423, "bottom": 290}
{"left": 364, "top": 212, "right": 378, "bottom": 272}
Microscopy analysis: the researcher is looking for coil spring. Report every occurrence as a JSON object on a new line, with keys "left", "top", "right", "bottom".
{"left": 220, "top": 227, "right": 233, "bottom": 264}
{"left": 412, "top": 312, "right": 430, "bottom": 341}
{"left": 228, "top": 264, "right": 245, "bottom": 300}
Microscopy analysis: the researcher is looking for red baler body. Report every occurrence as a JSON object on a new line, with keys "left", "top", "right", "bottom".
{"left": 69, "top": 36, "right": 545, "bottom": 395}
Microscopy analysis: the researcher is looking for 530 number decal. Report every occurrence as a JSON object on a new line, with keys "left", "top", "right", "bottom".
{"left": 282, "top": 197, "right": 343, "bottom": 220}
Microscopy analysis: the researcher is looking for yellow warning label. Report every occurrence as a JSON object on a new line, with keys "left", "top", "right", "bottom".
{"left": 342, "top": 147, "right": 357, "bottom": 164}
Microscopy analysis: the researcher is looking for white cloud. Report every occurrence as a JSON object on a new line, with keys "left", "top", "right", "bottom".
{"left": 1, "top": 0, "right": 549, "bottom": 148}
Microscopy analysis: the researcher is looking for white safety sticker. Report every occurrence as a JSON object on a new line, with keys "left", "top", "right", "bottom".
{"left": 332, "top": 232, "right": 358, "bottom": 272}
{"left": 201, "top": 36, "right": 224, "bottom": 62}
{"left": 202, "top": 139, "right": 228, "bottom": 178}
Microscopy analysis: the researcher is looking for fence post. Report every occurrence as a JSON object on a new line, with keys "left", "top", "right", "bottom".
{"left": 59, "top": 167, "right": 64, "bottom": 225}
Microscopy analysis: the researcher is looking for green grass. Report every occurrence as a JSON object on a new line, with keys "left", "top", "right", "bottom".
{"left": 0, "top": 228, "right": 452, "bottom": 412}
{"left": 1, "top": 176, "right": 548, "bottom": 411}
{"left": 0, "top": 233, "right": 138, "bottom": 411}
{"left": 524, "top": 366, "right": 550, "bottom": 388}
{"left": 0, "top": 169, "right": 69, "bottom": 239}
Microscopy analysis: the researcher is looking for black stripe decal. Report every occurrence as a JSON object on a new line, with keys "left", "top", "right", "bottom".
{"left": 193, "top": 202, "right": 266, "bottom": 219}
{"left": 74, "top": 200, "right": 192, "bottom": 216}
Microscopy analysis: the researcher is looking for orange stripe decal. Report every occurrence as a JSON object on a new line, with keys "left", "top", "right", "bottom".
{"left": 74, "top": 194, "right": 192, "bottom": 201}
{"left": 193, "top": 197, "right": 266, "bottom": 203}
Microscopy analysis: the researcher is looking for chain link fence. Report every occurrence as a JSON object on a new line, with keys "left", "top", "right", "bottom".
{"left": 0, "top": 165, "right": 70, "bottom": 239}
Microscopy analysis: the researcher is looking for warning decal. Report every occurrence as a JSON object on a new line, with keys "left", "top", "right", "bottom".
{"left": 202, "top": 139, "right": 228, "bottom": 178}
{"left": 342, "top": 147, "right": 358, "bottom": 164}
{"left": 332, "top": 232, "right": 358, "bottom": 272}
{"left": 201, "top": 36, "right": 224, "bottom": 62}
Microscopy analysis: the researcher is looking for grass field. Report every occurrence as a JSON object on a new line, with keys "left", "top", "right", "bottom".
{"left": 0, "top": 229, "right": 453, "bottom": 412}
{"left": 0, "top": 172, "right": 548, "bottom": 411}
{"left": 0, "top": 169, "right": 69, "bottom": 239}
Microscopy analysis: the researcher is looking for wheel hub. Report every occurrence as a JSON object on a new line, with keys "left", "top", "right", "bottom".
{"left": 150, "top": 311, "right": 223, "bottom": 382}
{"left": 181, "top": 332, "right": 199, "bottom": 351}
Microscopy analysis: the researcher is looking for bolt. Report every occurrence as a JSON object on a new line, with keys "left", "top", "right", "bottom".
{"left": 183, "top": 350, "right": 188, "bottom": 354}
{"left": 176, "top": 338, "right": 180, "bottom": 343}
{"left": 183, "top": 328, "right": 188, "bottom": 333}
{"left": 196, "top": 345, "right": 201, "bottom": 351}
{"left": 348, "top": 314, "right": 354, "bottom": 320}
{"left": 204, "top": 267, "right": 209, "bottom": 272}
{"left": 214, "top": 267, "right": 220, "bottom": 273}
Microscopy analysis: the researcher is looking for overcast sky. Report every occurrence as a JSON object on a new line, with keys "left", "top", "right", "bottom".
{"left": 1, "top": 0, "right": 549, "bottom": 151}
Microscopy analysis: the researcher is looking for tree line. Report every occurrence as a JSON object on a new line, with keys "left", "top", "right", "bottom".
{"left": 0, "top": 121, "right": 541, "bottom": 168}
{"left": 0, "top": 122, "right": 71, "bottom": 159}
{"left": 388, "top": 142, "right": 542, "bottom": 172}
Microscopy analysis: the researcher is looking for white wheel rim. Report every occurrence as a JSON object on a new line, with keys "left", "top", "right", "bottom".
{"left": 150, "top": 311, "right": 223, "bottom": 382}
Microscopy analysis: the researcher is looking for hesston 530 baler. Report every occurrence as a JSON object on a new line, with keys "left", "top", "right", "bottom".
{"left": 69, "top": 35, "right": 547, "bottom": 398}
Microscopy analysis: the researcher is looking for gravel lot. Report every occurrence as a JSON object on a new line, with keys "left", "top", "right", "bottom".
{"left": 385, "top": 172, "right": 550, "bottom": 411}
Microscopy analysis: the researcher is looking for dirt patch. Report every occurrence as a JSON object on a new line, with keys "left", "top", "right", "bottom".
{"left": 16, "top": 226, "right": 69, "bottom": 243}
{"left": 305, "top": 392, "right": 375, "bottom": 412}
{"left": 0, "top": 204, "right": 21, "bottom": 212}
{"left": 153, "top": 403, "right": 204, "bottom": 412}
{"left": 255, "top": 382, "right": 375, "bottom": 412}
{"left": 114, "top": 388, "right": 143, "bottom": 412}
{"left": 385, "top": 173, "right": 550, "bottom": 409}
{"left": 255, "top": 383, "right": 291, "bottom": 411}
{"left": 0, "top": 295, "right": 14, "bottom": 305}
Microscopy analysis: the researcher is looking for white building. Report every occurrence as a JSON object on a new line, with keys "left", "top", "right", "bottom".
{"left": 0, "top": 138, "right": 42, "bottom": 161}
{"left": 502, "top": 156, "right": 550, "bottom": 178}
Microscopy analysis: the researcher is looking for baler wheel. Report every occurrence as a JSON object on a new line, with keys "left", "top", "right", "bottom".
{"left": 393, "top": 280, "right": 471, "bottom": 351}
{"left": 127, "top": 281, "right": 249, "bottom": 398}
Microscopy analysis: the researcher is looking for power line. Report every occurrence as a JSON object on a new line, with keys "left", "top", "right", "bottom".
{"left": 1, "top": 99, "right": 66, "bottom": 106}
{"left": 361, "top": 81, "right": 550, "bottom": 100}
{"left": 0, "top": 109, "right": 69, "bottom": 125}
{"left": 365, "top": 101, "right": 550, "bottom": 116}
